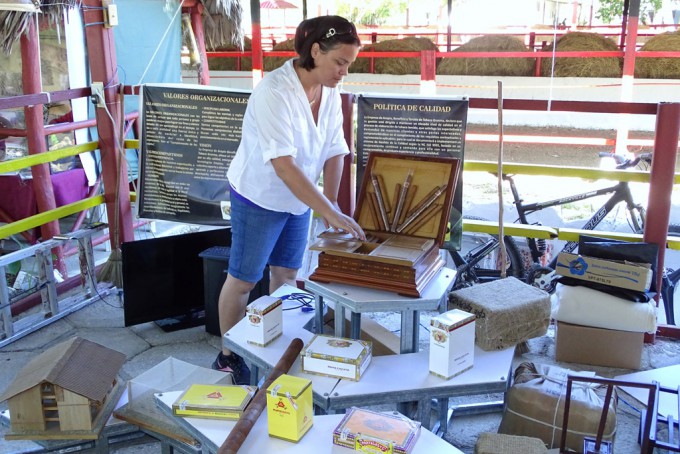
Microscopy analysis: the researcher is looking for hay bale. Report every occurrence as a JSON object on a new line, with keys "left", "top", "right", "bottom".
{"left": 438, "top": 35, "right": 535, "bottom": 76}
{"left": 208, "top": 36, "right": 252, "bottom": 71}
{"left": 540, "top": 31, "right": 621, "bottom": 77}
{"left": 635, "top": 30, "right": 680, "bottom": 79}
{"left": 264, "top": 38, "right": 295, "bottom": 72}
{"left": 350, "top": 37, "right": 438, "bottom": 75}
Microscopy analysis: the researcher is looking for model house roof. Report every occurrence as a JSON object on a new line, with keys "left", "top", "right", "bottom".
{"left": 0, "top": 336, "right": 126, "bottom": 403}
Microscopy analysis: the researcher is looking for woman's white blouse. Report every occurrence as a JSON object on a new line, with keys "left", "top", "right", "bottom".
{"left": 227, "top": 59, "right": 349, "bottom": 215}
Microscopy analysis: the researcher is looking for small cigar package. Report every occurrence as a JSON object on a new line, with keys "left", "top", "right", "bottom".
{"left": 300, "top": 334, "right": 372, "bottom": 381}
{"left": 309, "top": 152, "right": 460, "bottom": 297}
{"left": 266, "top": 374, "right": 313, "bottom": 442}
{"left": 172, "top": 384, "right": 256, "bottom": 420}
{"left": 245, "top": 295, "right": 282, "bottom": 347}
{"left": 429, "top": 309, "right": 475, "bottom": 379}
{"left": 332, "top": 407, "right": 421, "bottom": 454}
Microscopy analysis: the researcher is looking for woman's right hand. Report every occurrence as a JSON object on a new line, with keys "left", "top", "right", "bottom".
{"left": 322, "top": 209, "right": 366, "bottom": 241}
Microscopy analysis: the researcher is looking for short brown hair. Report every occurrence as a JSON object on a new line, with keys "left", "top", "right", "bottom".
{"left": 294, "top": 15, "right": 360, "bottom": 71}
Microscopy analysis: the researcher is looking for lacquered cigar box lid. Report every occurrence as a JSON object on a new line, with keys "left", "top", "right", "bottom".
{"left": 172, "top": 383, "right": 256, "bottom": 420}
{"left": 431, "top": 308, "right": 475, "bottom": 332}
{"left": 301, "top": 334, "right": 372, "bottom": 364}
{"left": 246, "top": 295, "right": 282, "bottom": 316}
{"left": 355, "top": 152, "right": 460, "bottom": 245}
{"left": 332, "top": 407, "right": 421, "bottom": 454}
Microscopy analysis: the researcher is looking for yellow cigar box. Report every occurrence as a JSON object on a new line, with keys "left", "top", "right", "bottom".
{"left": 309, "top": 152, "right": 460, "bottom": 297}
{"left": 266, "top": 374, "right": 313, "bottom": 442}
{"left": 172, "top": 383, "right": 256, "bottom": 420}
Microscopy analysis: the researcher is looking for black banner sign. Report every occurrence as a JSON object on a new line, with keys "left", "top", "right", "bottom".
{"left": 357, "top": 95, "right": 468, "bottom": 250}
{"left": 138, "top": 84, "right": 250, "bottom": 225}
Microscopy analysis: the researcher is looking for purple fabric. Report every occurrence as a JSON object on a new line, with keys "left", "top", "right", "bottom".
{"left": 0, "top": 168, "right": 89, "bottom": 221}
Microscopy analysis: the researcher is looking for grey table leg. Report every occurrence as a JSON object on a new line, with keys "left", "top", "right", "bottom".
{"left": 349, "top": 311, "right": 361, "bottom": 339}
{"left": 315, "top": 294, "right": 324, "bottom": 334}
{"left": 400, "top": 310, "right": 419, "bottom": 354}
{"left": 334, "top": 304, "right": 346, "bottom": 337}
{"left": 250, "top": 364, "right": 259, "bottom": 386}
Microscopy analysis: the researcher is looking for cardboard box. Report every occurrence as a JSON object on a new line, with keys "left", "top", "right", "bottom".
{"left": 555, "top": 252, "right": 653, "bottom": 292}
{"left": 172, "top": 384, "right": 256, "bottom": 420}
{"left": 245, "top": 295, "right": 282, "bottom": 347}
{"left": 300, "top": 334, "right": 372, "bottom": 381}
{"left": 555, "top": 321, "right": 643, "bottom": 369}
{"left": 332, "top": 407, "right": 421, "bottom": 454}
{"left": 266, "top": 374, "right": 313, "bottom": 442}
{"left": 429, "top": 309, "right": 475, "bottom": 379}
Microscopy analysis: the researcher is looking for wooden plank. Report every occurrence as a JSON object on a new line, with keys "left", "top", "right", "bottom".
{"left": 57, "top": 389, "right": 92, "bottom": 432}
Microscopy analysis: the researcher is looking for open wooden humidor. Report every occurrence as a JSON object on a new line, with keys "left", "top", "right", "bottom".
{"left": 309, "top": 152, "right": 461, "bottom": 297}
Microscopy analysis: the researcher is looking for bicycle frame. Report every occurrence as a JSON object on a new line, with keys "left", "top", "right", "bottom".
{"left": 506, "top": 174, "right": 644, "bottom": 269}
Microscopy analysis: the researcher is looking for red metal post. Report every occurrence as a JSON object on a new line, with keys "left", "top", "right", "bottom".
{"left": 250, "top": 0, "right": 263, "bottom": 83}
{"left": 190, "top": 3, "right": 210, "bottom": 85}
{"left": 420, "top": 50, "right": 436, "bottom": 83}
{"left": 82, "top": 0, "right": 134, "bottom": 246}
{"left": 644, "top": 103, "right": 680, "bottom": 306}
{"left": 622, "top": 0, "right": 639, "bottom": 77}
{"left": 21, "top": 17, "right": 66, "bottom": 276}
{"left": 339, "top": 93, "right": 355, "bottom": 216}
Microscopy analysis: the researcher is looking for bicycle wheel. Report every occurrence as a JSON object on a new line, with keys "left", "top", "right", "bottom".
{"left": 454, "top": 216, "right": 525, "bottom": 289}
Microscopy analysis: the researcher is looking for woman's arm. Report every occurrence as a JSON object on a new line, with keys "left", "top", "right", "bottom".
{"left": 271, "top": 155, "right": 365, "bottom": 240}
{"left": 321, "top": 154, "right": 343, "bottom": 206}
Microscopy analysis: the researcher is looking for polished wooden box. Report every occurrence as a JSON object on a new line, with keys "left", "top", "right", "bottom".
{"left": 309, "top": 152, "right": 461, "bottom": 296}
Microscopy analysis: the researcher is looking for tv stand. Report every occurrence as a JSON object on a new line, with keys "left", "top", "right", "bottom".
{"left": 154, "top": 309, "right": 206, "bottom": 332}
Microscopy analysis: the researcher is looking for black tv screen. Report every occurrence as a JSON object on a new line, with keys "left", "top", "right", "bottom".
{"left": 121, "top": 228, "right": 231, "bottom": 329}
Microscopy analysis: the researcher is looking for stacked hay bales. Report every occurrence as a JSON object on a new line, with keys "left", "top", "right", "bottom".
{"left": 635, "top": 31, "right": 680, "bottom": 79}
{"left": 438, "top": 35, "right": 535, "bottom": 76}
{"left": 264, "top": 38, "right": 296, "bottom": 72}
{"left": 539, "top": 32, "right": 621, "bottom": 77}
{"left": 208, "top": 36, "right": 252, "bottom": 71}
{"left": 350, "top": 37, "right": 438, "bottom": 75}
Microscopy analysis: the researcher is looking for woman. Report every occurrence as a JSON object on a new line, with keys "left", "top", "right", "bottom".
{"left": 213, "top": 15, "right": 366, "bottom": 383}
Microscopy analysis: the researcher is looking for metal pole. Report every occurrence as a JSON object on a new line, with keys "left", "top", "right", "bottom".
{"left": 644, "top": 103, "right": 680, "bottom": 302}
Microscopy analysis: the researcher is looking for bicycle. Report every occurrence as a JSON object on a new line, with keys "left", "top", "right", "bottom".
{"left": 450, "top": 153, "right": 680, "bottom": 324}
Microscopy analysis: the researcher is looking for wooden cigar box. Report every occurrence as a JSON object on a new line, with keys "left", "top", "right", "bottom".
{"left": 309, "top": 152, "right": 460, "bottom": 296}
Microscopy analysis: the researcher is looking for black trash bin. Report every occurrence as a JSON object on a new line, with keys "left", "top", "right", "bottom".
{"left": 199, "top": 246, "right": 270, "bottom": 336}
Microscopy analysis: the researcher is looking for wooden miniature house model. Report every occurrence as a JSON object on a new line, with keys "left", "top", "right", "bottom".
{"left": 0, "top": 336, "right": 126, "bottom": 436}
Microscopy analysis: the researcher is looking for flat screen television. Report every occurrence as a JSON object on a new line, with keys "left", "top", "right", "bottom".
{"left": 121, "top": 227, "right": 231, "bottom": 331}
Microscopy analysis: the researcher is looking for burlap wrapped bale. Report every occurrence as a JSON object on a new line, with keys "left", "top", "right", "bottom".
{"left": 474, "top": 432, "right": 548, "bottom": 454}
{"left": 635, "top": 31, "right": 680, "bottom": 79}
{"left": 438, "top": 35, "right": 535, "bottom": 76}
{"left": 448, "top": 277, "right": 550, "bottom": 351}
{"left": 498, "top": 362, "right": 617, "bottom": 452}
{"left": 540, "top": 31, "right": 621, "bottom": 77}
{"left": 350, "top": 37, "right": 438, "bottom": 75}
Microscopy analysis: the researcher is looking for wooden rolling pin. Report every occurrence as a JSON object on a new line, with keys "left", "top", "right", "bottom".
{"left": 219, "top": 338, "right": 304, "bottom": 454}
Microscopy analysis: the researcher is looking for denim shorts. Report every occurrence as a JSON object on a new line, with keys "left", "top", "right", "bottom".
{"left": 228, "top": 194, "right": 311, "bottom": 283}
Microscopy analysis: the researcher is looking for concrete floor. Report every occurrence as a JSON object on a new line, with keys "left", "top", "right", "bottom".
{"left": 1, "top": 278, "right": 679, "bottom": 453}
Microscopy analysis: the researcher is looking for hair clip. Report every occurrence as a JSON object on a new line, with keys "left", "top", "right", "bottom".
{"left": 325, "top": 28, "right": 337, "bottom": 39}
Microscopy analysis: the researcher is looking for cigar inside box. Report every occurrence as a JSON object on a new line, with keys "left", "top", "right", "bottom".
{"left": 309, "top": 152, "right": 460, "bottom": 296}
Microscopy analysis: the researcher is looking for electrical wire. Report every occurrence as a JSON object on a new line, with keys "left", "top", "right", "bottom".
{"left": 280, "top": 292, "right": 315, "bottom": 311}
{"left": 135, "top": 0, "right": 183, "bottom": 86}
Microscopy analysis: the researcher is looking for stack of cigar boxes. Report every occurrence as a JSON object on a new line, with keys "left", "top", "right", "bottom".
{"left": 309, "top": 152, "right": 460, "bottom": 296}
